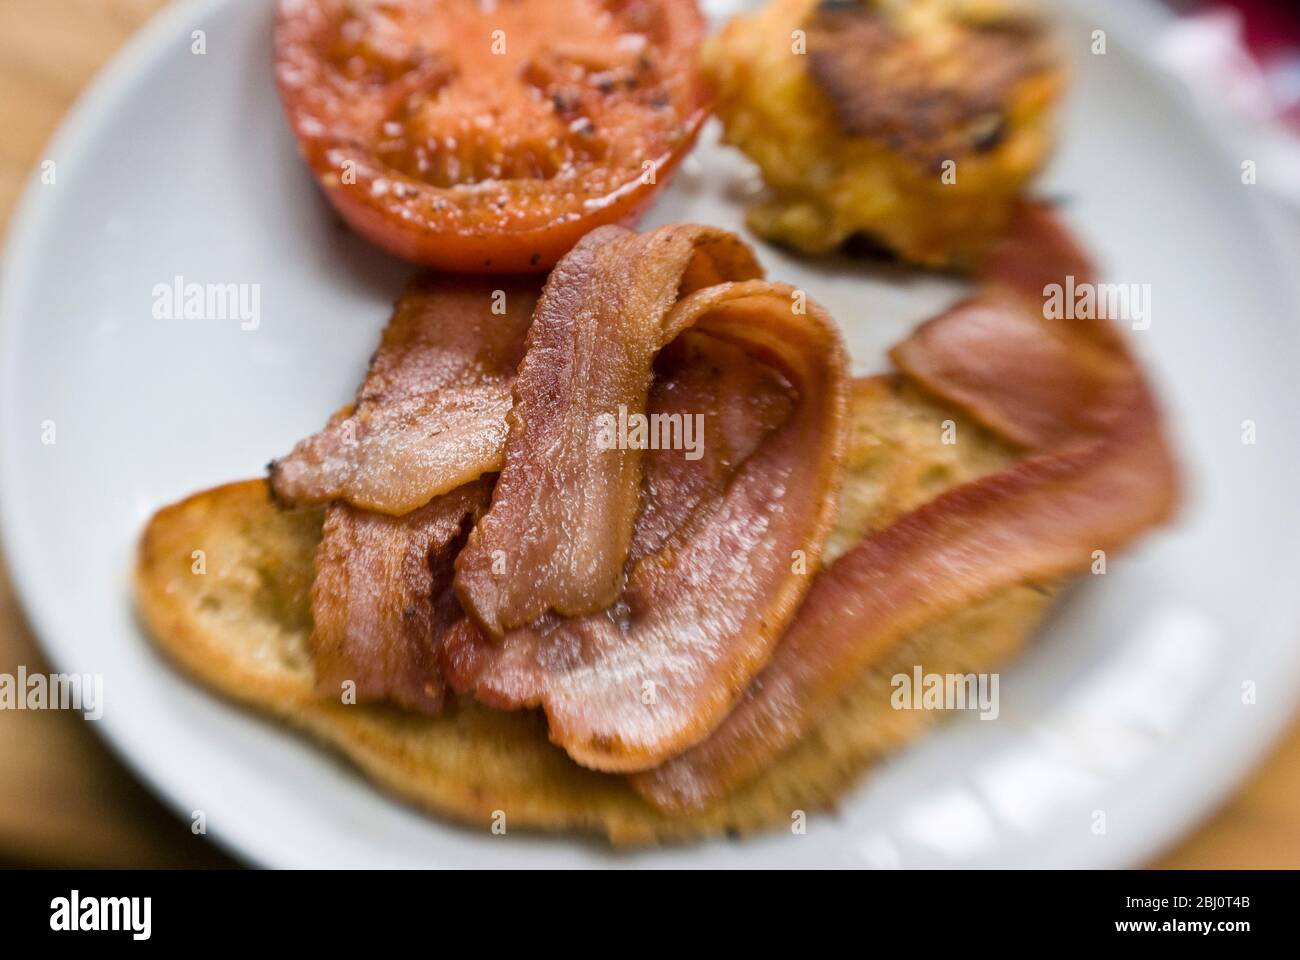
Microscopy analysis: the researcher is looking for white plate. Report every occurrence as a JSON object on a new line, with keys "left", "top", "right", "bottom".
{"left": 3, "top": 0, "right": 1299, "bottom": 868}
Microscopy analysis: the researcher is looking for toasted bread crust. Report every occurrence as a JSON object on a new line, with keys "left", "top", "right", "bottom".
{"left": 134, "top": 378, "right": 1054, "bottom": 844}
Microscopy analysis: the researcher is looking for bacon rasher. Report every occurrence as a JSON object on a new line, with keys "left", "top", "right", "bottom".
{"left": 269, "top": 275, "right": 537, "bottom": 516}
{"left": 453, "top": 224, "right": 768, "bottom": 634}
{"left": 631, "top": 206, "right": 1179, "bottom": 811}
{"left": 445, "top": 224, "right": 851, "bottom": 772}
{"left": 309, "top": 480, "right": 491, "bottom": 714}
{"left": 272, "top": 276, "right": 537, "bottom": 713}
{"left": 273, "top": 210, "right": 1176, "bottom": 805}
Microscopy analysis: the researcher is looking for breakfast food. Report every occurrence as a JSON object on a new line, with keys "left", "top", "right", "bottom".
{"left": 134, "top": 391, "right": 1052, "bottom": 842}
{"left": 125, "top": 0, "right": 1180, "bottom": 847}
{"left": 274, "top": 0, "right": 709, "bottom": 271}
{"left": 136, "top": 216, "right": 1178, "bottom": 840}
{"left": 441, "top": 227, "right": 848, "bottom": 772}
{"left": 703, "top": 0, "right": 1063, "bottom": 266}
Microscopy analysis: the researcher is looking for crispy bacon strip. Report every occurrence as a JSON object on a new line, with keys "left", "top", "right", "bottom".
{"left": 454, "top": 224, "right": 766, "bottom": 635}
{"left": 446, "top": 231, "right": 850, "bottom": 772}
{"left": 270, "top": 276, "right": 538, "bottom": 516}
{"left": 285, "top": 275, "right": 535, "bottom": 714}
{"left": 310, "top": 480, "right": 491, "bottom": 714}
{"left": 632, "top": 209, "right": 1179, "bottom": 812}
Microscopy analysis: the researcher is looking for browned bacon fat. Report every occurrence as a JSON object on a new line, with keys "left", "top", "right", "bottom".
{"left": 445, "top": 225, "right": 851, "bottom": 772}
{"left": 632, "top": 208, "right": 1179, "bottom": 811}
{"left": 269, "top": 276, "right": 538, "bottom": 515}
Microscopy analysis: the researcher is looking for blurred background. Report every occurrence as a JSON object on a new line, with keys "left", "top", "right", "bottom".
{"left": 0, "top": 0, "right": 1298, "bottom": 868}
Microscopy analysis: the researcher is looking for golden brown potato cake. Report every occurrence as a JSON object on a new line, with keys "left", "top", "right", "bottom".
{"left": 705, "top": 0, "right": 1063, "bottom": 267}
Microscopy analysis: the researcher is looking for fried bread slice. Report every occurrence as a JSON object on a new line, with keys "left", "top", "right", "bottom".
{"left": 134, "top": 377, "right": 1054, "bottom": 844}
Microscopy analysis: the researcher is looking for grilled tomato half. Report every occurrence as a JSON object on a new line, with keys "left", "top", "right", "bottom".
{"left": 274, "top": 0, "right": 709, "bottom": 272}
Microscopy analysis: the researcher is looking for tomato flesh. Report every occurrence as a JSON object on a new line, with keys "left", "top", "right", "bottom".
{"left": 274, "top": 0, "right": 709, "bottom": 271}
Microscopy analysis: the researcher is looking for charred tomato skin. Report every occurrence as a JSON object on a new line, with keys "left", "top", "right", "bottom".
{"left": 273, "top": 0, "right": 710, "bottom": 272}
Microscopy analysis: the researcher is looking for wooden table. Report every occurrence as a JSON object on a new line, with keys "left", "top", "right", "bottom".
{"left": 1, "top": 0, "right": 1298, "bottom": 869}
